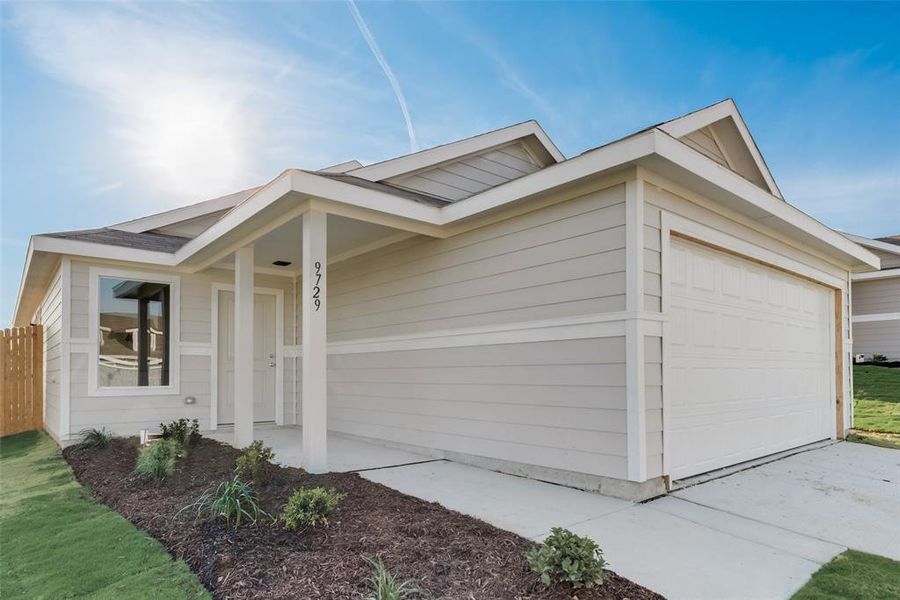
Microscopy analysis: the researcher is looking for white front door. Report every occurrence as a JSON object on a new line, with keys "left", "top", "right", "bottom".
{"left": 667, "top": 237, "right": 833, "bottom": 479}
{"left": 217, "top": 291, "right": 277, "bottom": 425}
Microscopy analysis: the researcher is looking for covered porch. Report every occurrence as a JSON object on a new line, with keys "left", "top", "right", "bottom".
{"left": 206, "top": 424, "right": 435, "bottom": 472}
{"left": 193, "top": 192, "right": 440, "bottom": 473}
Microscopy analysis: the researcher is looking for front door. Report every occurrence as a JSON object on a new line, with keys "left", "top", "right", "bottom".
{"left": 217, "top": 290, "right": 277, "bottom": 425}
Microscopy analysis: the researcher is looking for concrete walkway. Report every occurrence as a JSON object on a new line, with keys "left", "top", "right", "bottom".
{"left": 362, "top": 442, "right": 900, "bottom": 600}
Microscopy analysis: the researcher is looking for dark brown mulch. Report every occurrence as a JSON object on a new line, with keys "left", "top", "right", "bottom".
{"left": 63, "top": 438, "right": 663, "bottom": 600}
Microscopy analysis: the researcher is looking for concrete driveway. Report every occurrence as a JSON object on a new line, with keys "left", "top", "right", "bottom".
{"left": 362, "top": 442, "right": 900, "bottom": 599}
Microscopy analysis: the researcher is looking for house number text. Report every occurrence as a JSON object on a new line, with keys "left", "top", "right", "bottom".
{"left": 312, "top": 261, "right": 323, "bottom": 311}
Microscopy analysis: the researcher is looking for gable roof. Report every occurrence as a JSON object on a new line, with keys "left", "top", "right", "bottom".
{"left": 13, "top": 101, "right": 882, "bottom": 326}
{"left": 346, "top": 120, "right": 564, "bottom": 182}
{"left": 657, "top": 99, "right": 783, "bottom": 199}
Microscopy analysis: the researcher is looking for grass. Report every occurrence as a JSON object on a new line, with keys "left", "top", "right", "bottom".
{"left": 850, "top": 365, "right": 900, "bottom": 450}
{"left": 792, "top": 550, "right": 900, "bottom": 599}
{"left": 0, "top": 431, "right": 210, "bottom": 599}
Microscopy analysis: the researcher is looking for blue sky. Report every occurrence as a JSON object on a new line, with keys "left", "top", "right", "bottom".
{"left": 2, "top": 1, "right": 898, "bottom": 324}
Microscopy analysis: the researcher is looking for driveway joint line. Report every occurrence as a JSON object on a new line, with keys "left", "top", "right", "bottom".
{"left": 669, "top": 494, "right": 852, "bottom": 551}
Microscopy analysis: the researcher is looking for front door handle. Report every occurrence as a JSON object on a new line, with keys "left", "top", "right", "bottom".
{"left": 268, "top": 361, "right": 276, "bottom": 367}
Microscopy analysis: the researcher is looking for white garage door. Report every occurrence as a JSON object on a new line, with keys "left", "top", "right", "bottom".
{"left": 668, "top": 237, "right": 833, "bottom": 479}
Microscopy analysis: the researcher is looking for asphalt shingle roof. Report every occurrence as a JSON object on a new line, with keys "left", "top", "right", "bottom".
{"left": 41, "top": 228, "right": 191, "bottom": 253}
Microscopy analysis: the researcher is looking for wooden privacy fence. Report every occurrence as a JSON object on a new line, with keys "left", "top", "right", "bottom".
{"left": 1, "top": 325, "right": 43, "bottom": 437}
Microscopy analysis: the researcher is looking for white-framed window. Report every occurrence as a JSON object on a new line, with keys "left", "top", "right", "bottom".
{"left": 88, "top": 267, "right": 180, "bottom": 396}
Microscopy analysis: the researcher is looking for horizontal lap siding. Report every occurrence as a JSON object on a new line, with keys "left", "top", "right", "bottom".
{"left": 853, "top": 321, "right": 900, "bottom": 360}
{"left": 329, "top": 338, "right": 629, "bottom": 478}
{"left": 67, "top": 260, "right": 296, "bottom": 435}
{"left": 328, "top": 185, "right": 627, "bottom": 341}
{"left": 852, "top": 279, "right": 900, "bottom": 314}
{"left": 39, "top": 266, "right": 63, "bottom": 439}
{"left": 645, "top": 336, "right": 663, "bottom": 478}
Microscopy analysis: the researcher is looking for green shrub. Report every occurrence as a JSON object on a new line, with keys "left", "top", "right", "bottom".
{"left": 364, "top": 555, "right": 418, "bottom": 600}
{"left": 79, "top": 427, "right": 114, "bottom": 449}
{"left": 234, "top": 440, "right": 276, "bottom": 486}
{"left": 527, "top": 527, "right": 607, "bottom": 589}
{"left": 135, "top": 439, "right": 183, "bottom": 483}
{"left": 279, "top": 486, "right": 344, "bottom": 530}
{"left": 159, "top": 418, "right": 201, "bottom": 449}
{"left": 185, "top": 476, "right": 268, "bottom": 528}
{"left": 872, "top": 353, "right": 888, "bottom": 363}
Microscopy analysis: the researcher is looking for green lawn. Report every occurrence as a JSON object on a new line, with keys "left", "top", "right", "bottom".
{"left": 792, "top": 550, "right": 900, "bottom": 600}
{"left": 853, "top": 365, "right": 900, "bottom": 433}
{"left": 0, "top": 431, "right": 209, "bottom": 599}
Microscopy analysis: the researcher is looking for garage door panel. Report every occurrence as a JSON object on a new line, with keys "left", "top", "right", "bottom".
{"left": 668, "top": 238, "right": 832, "bottom": 479}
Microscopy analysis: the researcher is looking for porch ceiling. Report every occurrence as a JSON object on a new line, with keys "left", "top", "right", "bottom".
{"left": 212, "top": 214, "right": 410, "bottom": 274}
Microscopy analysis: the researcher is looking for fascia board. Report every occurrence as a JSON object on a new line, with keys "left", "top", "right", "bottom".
{"left": 348, "top": 121, "right": 564, "bottom": 182}
{"left": 843, "top": 233, "right": 900, "bottom": 257}
{"left": 653, "top": 131, "right": 880, "bottom": 270}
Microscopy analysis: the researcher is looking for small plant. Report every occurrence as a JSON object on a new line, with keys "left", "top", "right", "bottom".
{"left": 527, "top": 527, "right": 607, "bottom": 589}
{"left": 871, "top": 353, "right": 888, "bottom": 363}
{"left": 159, "top": 418, "right": 201, "bottom": 449}
{"left": 184, "top": 476, "right": 268, "bottom": 528}
{"left": 80, "top": 427, "right": 114, "bottom": 449}
{"left": 279, "top": 486, "right": 344, "bottom": 530}
{"left": 234, "top": 440, "right": 276, "bottom": 486}
{"left": 135, "top": 439, "right": 183, "bottom": 483}
{"left": 363, "top": 555, "right": 418, "bottom": 600}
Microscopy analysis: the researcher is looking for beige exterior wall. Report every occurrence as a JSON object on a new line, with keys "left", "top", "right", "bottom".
{"left": 36, "top": 264, "right": 63, "bottom": 441}
{"left": 851, "top": 277, "right": 900, "bottom": 360}
{"left": 62, "top": 259, "right": 297, "bottom": 438}
{"left": 326, "top": 183, "right": 629, "bottom": 480}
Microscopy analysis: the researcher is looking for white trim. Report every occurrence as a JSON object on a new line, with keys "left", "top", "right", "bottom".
{"left": 283, "top": 345, "right": 301, "bottom": 358}
{"left": 328, "top": 231, "right": 417, "bottom": 266}
{"left": 852, "top": 268, "right": 900, "bottom": 281}
{"left": 661, "top": 211, "right": 845, "bottom": 289}
{"left": 209, "top": 283, "right": 284, "bottom": 430}
{"left": 658, "top": 99, "right": 783, "bottom": 199}
{"left": 625, "top": 176, "right": 647, "bottom": 482}
{"left": 843, "top": 233, "right": 900, "bottom": 257}
{"left": 659, "top": 210, "right": 842, "bottom": 477}
{"left": 60, "top": 258, "right": 71, "bottom": 440}
{"left": 33, "top": 235, "right": 178, "bottom": 267}
{"left": 111, "top": 187, "right": 259, "bottom": 233}
{"left": 853, "top": 312, "right": 900, "bottom": 323}
{"left": 328, "top": 312, "right": 662, "bottom": 355}
{"left": 347, "top": 120, "right": 564, "bottom": 182}
{"left": 87, "top": 266, "right": 181, "bottom": 397}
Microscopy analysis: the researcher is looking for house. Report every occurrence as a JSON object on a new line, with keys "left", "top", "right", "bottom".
{"left": 13, "top": 99, "right": 880, "bottom": 500}
{"left": 843, "top": 233, "right": 900, "bottom": 361}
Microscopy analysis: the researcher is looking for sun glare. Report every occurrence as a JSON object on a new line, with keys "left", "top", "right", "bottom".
{"left": 131, "top": 86, "right": 245, "bottom": 200}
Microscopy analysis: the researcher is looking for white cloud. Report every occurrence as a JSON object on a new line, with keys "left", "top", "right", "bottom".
{"left": 87, "top": 181, "right": 124, "bottom": 197}
{"left": 7, "top": 3, "right": 372, "bottom": 208}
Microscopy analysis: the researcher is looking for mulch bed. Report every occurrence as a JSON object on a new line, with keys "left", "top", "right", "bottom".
{"left": 64, "top": 437, "right": 663, "bottom": 599}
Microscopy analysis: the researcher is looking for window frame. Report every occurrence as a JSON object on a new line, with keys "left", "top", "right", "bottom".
{"left": 88, "top": 266, "right": 181, "bottom": 397}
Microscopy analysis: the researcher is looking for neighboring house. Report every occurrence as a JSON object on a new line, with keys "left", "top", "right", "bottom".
{"left": 844, "top": 233, "right": 900, "bottom": 361}
{"left": 13, "top": 99, "right": 879, "bottom": 500}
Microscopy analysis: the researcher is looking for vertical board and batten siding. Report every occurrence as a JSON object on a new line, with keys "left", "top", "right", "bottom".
{"left": 326, "top": 184, "right": 630, "bottom": 479}
{"left": 328, "top": 185, "right": 628, "bottom": 341}
{"left": 65, "top": 260, "right": 296, "bottom": 436}
{"left": 852, "top": 277, "right": 900, "bottom": 359}
{"left": 384, "top": 141, "right": 543, "bottom": 202}
{"left": 39, "top": 266, "right": 63, "bottom": 440}
{"left": 642, "top": 182, "right": 854, "bottom": 472}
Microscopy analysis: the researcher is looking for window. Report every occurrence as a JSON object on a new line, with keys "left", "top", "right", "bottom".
{"left": 97, "top": 277, "right": 171, "bottom": 388}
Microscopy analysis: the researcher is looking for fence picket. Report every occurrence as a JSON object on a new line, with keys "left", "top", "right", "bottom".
{"left": 0, "top": 325, "right": 44, "bottom": 437}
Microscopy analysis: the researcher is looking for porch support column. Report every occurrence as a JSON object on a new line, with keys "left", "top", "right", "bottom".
{"left": 233, "top": 246, "right": 255, "bottom": 448}
{"left": 302, "top": 210, "right": 328, "bottom": 473}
